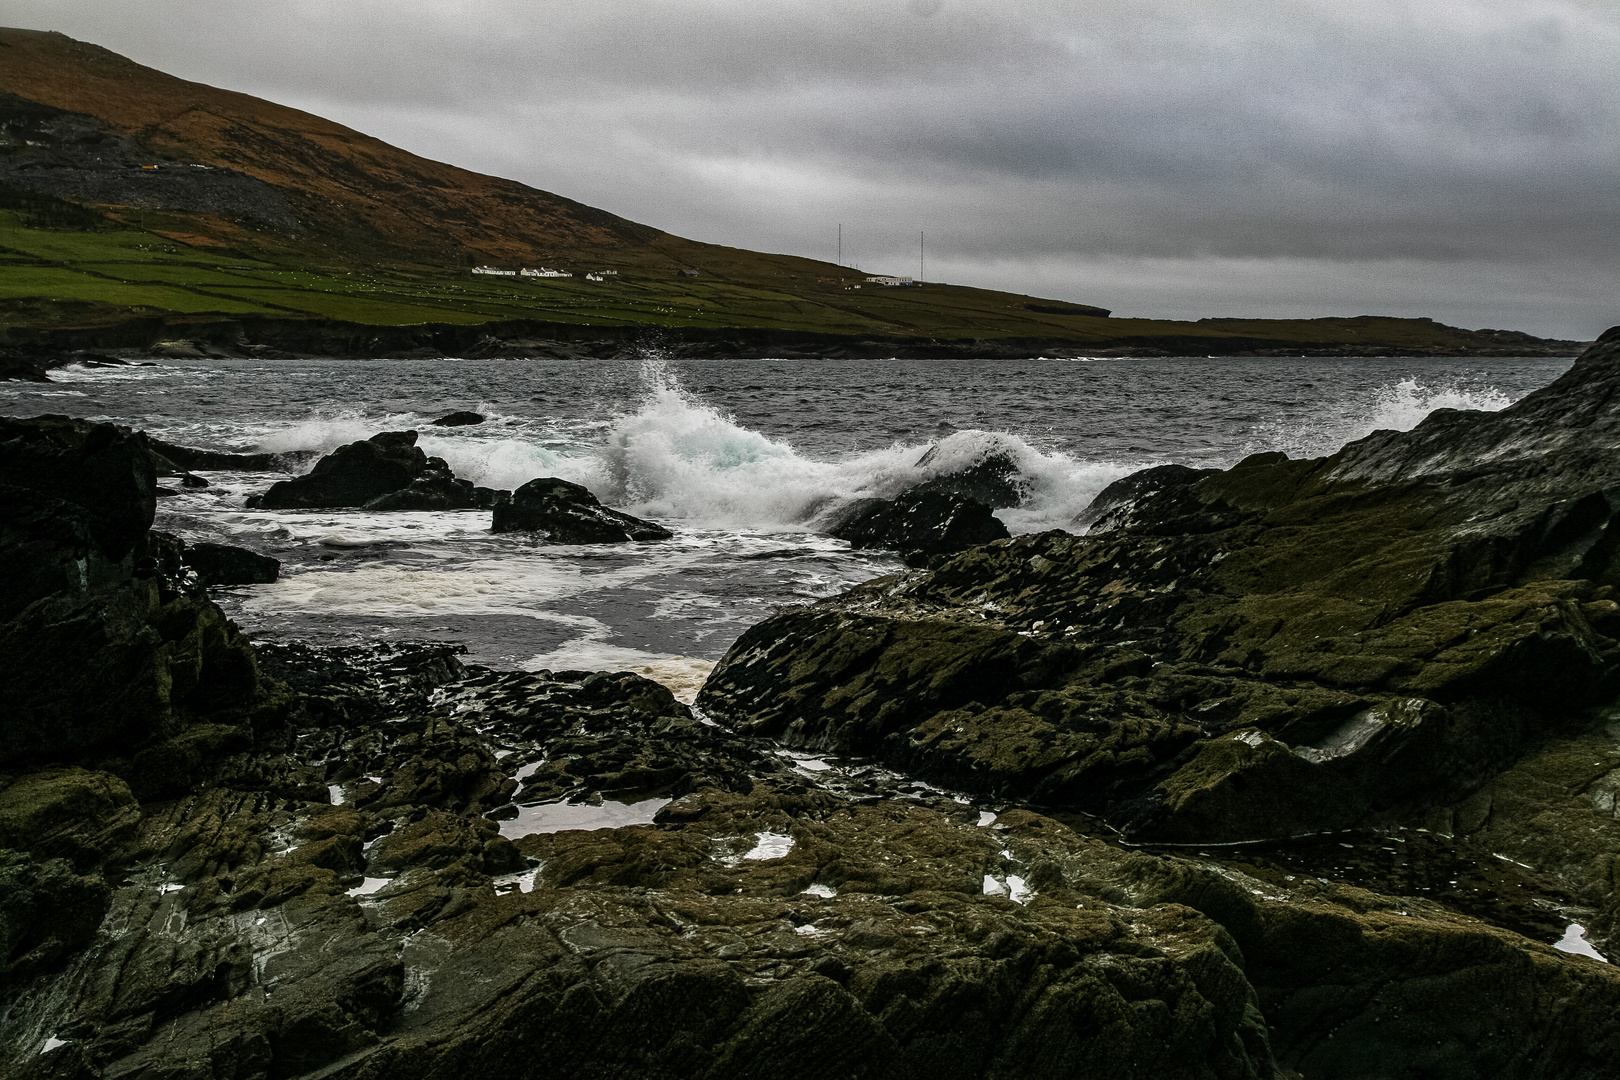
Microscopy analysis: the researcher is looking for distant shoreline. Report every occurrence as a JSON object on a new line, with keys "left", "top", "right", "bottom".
{"left": 0, "top": 313, "right": 1589, "bottom": 380}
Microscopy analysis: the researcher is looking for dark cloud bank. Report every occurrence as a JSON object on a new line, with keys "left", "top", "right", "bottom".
{"left": 11, "top": 0, "right": 1618, "bottom": 338}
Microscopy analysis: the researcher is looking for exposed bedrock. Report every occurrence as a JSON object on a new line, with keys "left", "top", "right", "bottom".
{"left": 491, "top": 476, "right": 672, "bottom": 543}
{"left": 700, "top": 327, "right": 1620, "bottom": 847}
{"left": 827, "top": 488, "right": 1010, "bottom": 567}
{"left": 5, "top": 641, "right": 1619, "bottom": 1080}
{"left": 5, "top": 402, "right": 1620, "bottom": 1077}
{"left": 0, "top": 415, "right": 284, "bottom": 786}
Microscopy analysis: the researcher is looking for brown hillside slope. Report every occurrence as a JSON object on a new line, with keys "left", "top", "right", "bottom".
{"left": 0, "top": 27, "right": 666, "bottom": 265}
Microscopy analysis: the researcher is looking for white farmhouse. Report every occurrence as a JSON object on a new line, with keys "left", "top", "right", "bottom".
{"left": 472, "top": 266, "right": 517, "bottom": 277}
{"left": 520, "top": 267, "right": 573, "bottom": 278}
{"left": 864, "top": 275, "right": 915, "bottom": 287}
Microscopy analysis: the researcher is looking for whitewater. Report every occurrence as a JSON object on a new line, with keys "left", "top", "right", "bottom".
{"left": 2, "top": 352, "right": 1569, "bottom": 699}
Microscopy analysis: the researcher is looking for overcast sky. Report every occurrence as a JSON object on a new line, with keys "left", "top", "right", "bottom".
{"left": 8, "top": 0, "right": 1617, "bottom": 338}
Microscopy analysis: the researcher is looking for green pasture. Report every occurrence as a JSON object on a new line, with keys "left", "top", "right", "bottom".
{"left": 0, "top": 210, "right": 1542, "bottom": 354}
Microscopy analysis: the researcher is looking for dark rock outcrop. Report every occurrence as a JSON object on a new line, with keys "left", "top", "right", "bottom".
{"left": 248, "top": 431, "right": 429, "bottom": 509}
{"left": 491, "top": 477, "right": 671, "bottom": 542}
{"left": 828, "top": 488, "right": 1010, "bottom": 567}
{"left": 1072, "top": 462, "right": 1219, "bottom": 530}
{"left": 429, "top": 410, "right": 485, "bottom": 427}
{"left": 181, "top": 539, "right": 280, "bottom": 586}
{"left": 361, "top": 471, "right": 504, "bottom": 512}
{"left": 910, "top": 445, "right": 1026, "bottom": 509}
{"left": 0, "top": 416, "right": 281, "bottom": 778}
{"left": 700, "top": 329, "right": 1620, "bottom": 848}
{"left": 244, "top": 431, "right": 504, "bottom": 512}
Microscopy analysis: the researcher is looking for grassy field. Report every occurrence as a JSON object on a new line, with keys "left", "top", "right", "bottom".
{"left": 0, "top": 211, "right": 1583, "bottom": 356}
{"left": 0, "top": 209, "right": 1140, "bottom": 340}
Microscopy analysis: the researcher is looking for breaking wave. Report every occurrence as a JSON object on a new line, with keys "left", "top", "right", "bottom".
{"left": 236, "top": 361, "right": 1526, "bottom": 536}
{"left": 1251, "top": 375, "right": 1521, "bottom": 461}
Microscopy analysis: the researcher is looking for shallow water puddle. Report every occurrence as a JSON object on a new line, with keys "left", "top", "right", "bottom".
{"left": 491, "top": 867, "right": 541, "bottom": 894}
{"left": 498, "top": 797, "right": 670, "bottom": 840}
{"left": 744, "top": 832, "right": 794, "bottom": 860}
{"left": 1554, "top": 923, "right": 1608, "bottom": 962}
{"left": 777, "top": 749, "right": 833, "bottom": 772}
{"left": 983, "top": 873, "right": 1034, "bottom": 905}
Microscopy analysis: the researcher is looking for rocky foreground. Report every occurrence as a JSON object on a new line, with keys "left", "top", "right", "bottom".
{"left": 5, "top": 335, "right": 1620, "bottom": 1079}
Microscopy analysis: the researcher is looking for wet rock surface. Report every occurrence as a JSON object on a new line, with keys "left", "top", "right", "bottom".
{"left": 238, "top": 429, "right": 508, "bottom": 513}
{"left": 247, "top": 430, "right": 434, "bottom": 510}
{"left": 12, "top": 329, "right": 1620, "bottom": 1077}
{"left": 6, "top": 637, "right": 1620, "bottom": 1080}
{"left": 828, "top": 489, "right": 1011, "bottom": 567}
{"left": 0, "top": 416, "right": 280, "bottom": 777}
{"left": 491, "top": 476, "right": 672, "bottom": 543}
{"left": 702, "top": 329, "right": 1620, "bottom": 844}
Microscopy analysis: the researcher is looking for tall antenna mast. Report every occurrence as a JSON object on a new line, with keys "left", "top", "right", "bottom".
{"left": 837, "top": 224, "right": 842, "bottom": 267}
{"left": 920, "top": 230, "right": 924, "bottom": 282}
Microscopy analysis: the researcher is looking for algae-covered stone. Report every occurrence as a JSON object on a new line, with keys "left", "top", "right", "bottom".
{"left": 700, "top": 330, "right": 1620, "bottom": 843}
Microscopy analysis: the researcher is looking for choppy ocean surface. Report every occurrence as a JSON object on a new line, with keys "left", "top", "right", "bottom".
{"left": 2, "top": 352, "right": 1571, "bottom": 699}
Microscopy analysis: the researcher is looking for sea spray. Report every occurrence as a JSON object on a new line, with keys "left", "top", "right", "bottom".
{"left": 1252, "top": 375, "right": 1519, "bottom": 461}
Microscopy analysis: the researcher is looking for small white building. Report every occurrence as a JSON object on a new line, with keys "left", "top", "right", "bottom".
{"left": 520, "top": 267, "right": 572, "bottom": 278}
{"left": 864, "top": 275, "right": 916, "bottom": 287}
{"left": 472, "top": 266, "right": 517, "bottom": 277}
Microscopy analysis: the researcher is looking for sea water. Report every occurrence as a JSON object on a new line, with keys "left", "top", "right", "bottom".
{"left": 2, "top": 352, "right": 1570, "bottom": 697}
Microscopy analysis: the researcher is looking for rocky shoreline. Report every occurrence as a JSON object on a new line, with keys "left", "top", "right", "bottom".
{"left": 4, "top": 332, "right": 1620, "bottom": 1078}
{"left": 0, "top": 313, "right": 1590, "bottom": 377}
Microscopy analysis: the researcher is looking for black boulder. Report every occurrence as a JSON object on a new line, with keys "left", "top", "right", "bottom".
{"left": 491, "top": 477, "right": 671, "bottom": 543}
{"left": 828, "top": 487, "right": 1010, "bottom": 566}
{"left": 247, "top": 430, "right": 428, "bottom": 509}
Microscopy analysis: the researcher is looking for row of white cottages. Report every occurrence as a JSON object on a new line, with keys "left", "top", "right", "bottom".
{"left": 472, "top": 267, "right": 618, "bottom": 282}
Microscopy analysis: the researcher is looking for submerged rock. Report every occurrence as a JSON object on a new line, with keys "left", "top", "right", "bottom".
{"left": 491, "top": 476, "right": 671, "bottom": 542}
{"left": 429, "top": 410, "right": 485, "bottom": 427}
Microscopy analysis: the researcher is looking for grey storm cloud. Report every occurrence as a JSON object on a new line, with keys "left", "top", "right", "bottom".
{"left": 8, "top": 0, "right": 1618, "bottom": 337}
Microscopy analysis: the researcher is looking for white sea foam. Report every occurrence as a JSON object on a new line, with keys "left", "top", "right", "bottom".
{"left": 210, "top": 361, "right": 1529, "bottom": 562}
{"left": 538, "top": 359, "right": 1137, "bottom": 534}
{"left": 231, "top": 360, "right": 1139, "bottom": 537}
